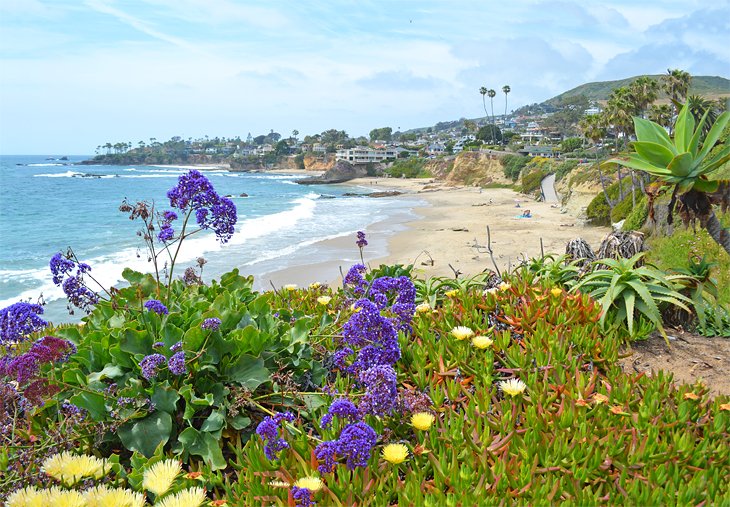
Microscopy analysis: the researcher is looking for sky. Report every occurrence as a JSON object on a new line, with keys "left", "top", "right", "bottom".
{"left": 1, "top": 0, "right": 728, "bottom": 154}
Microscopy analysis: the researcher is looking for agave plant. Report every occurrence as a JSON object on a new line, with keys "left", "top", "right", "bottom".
{"left": 605, "top": 101, "right": 730, "bottom": 254}
{"left": 669, "top": 255, "right": 727, "bottom": 335}
{"left": 519, "top": 254, "right": 581, "bottom": 287}
{"left": 572, "top": 253, "right": 691, "bottom": 344}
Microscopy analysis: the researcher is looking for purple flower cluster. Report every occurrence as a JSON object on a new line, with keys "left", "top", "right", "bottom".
{"left": 292, "top": 487, "right": 315, "bottom": 507}
{"left": 50, "top": 253, "right": 99, "bottom": 313}
{"left": 167, "top": 351, "right": 187, "bottom": 375}
{"left": 144, "top": 299, "right": 169, "bottom": 315}
{"left": 0, "top": 302, "right": 47, "bottom": 345}
{"left": 139, "top": 353, "right": 166, "bottom": 380}
{"left": 343, "top": 264, "right": 368, "bottom": 296}
{"left": 201, "top": 317, "right": 221, "bottom": 330}
{"left": 369, "top": 276, "right": 417, "bottom": 332}
{"left": 157, "top": 210, "right": 178, "bottom": 243}
{"left": 320, "top": 399, "right": 360, "bottom": 428}
{"left": 356, "top": 231, "right": 368, "bottom": 249}
{"left": 341, "top": 299, "right": 400, "bottom": 374}
{"left": 358, "top": 365, "right": 398, "bottom": 417}
{"left": 256, "top": 411, "right": 295, "bottom": 460}
{"left": 0, "top": 336, "right": 74, "bottom": 406}
{"left": 166, "top": 170, "right": 237, "bottom": 243}
{"left": 314, "top": 421, "right": 377, "bottom": 473}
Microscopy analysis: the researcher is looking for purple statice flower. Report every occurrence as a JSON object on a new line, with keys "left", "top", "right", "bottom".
{"left": 50, "top": 253, "right": 75, "bottom": 285}
{"left": 144, "top": 299, "right": 168, "bottom": 315}
{"left": 0, "top": 302, "right": 47, "bottom": 345}
{"left": 152, "top": 341, "right": 164, "bottom": 349}
{"left": 292, "top": 486, "right": 315, "bottom": 507}
{"left": 201, "top": 317, "right": 221, "bottom": 331}
{"left": 167, "top": 351, "right": 187, "bottom": 375}
{"left": 77, "top": 263, "right": 91, "bottom": 274}
{"left": 157, "top": 223, "right": 174, "bottom": 242}
{"left": 369, "top": 276, "right": 416, "bottom": 332}
{"left": 22, "top": 378, "right": 59, "bottom": 407}
{"left": 139, "top": 353, "right": 166, "bottom": 380}
{"left": 62, "top": 276, "right": 99, "bottom": 312}
{"left": 321, "top": 399, "right": 360, "bottom": 428}
{"left": 342, "top": 299, "right": 400, "bottom": 374}
{"left": 163, "top": 210, "right": 178, "bottom": 222}
{"left": 359, "top": 365, "right": 398, "bottom": 417}
{"left": 356, "top": 231, "right": 368, "bottom": 249}
{"left": 330, "top": 347, "right": 353, "bottom": 371}
{"left": 29, "top": 336, "right": 75, "bottom": 363}
{"left": 165, "top": 170, "right": 238, "bottom": 243}
{"left": 170, "top": 341, "right": 182, "bottom": 352}
{"left": 343, "top": 264, "right": 368, "bottom": 296}
{"left": 256, "top": 411, "right": 295, "bottom": 460}
{"left": 314, "top": 421, "right": 377, "bottom": 473}
{"left": 7, "top": 353, "right": 39, "bottom": 384}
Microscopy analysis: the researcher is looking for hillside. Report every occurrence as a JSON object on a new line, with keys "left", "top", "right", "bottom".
{"left": 544, "top": 75, "right": 730, "bottom": 106}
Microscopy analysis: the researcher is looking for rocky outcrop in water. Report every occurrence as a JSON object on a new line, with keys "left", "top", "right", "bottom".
{"left": 296, "top": 160, "right": 367, "bottom": 184}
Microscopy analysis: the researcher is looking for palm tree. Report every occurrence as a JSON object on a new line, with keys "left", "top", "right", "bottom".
{"left": 479, "top": 87, "right": 488, "bottom": 122}
{"left": 648, "top": 104, "right": 673, "bottom": 128}
{"left": 663, "top": 69, "right": 691, "bottom": 105}
{"left": 502, "top": 85, "right": 511, "bottom": 119}
{"left": 580, "top": 114, "right": 614, "bottom": 212}
{"left": 628, "top": 77, "right": 659, "bottom": 116}
{"left": 685, "top": 95, "right": 718, "bottom": 135}
{"left": 607, "top": 102, "right": 730, "bottom": 254}
{"left": 488, "top": 89, "right": 497, "bottom": 144}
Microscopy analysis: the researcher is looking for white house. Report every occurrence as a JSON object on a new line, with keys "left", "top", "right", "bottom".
{"left": 335, "top": 147, "right": 397, "bottom": 163}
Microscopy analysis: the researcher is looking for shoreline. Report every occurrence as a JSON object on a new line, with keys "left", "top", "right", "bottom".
{"left": 256, "top": 175, "right": 611, "bottom": 289}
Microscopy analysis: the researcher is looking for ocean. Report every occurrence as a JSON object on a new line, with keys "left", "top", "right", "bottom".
{"left": 0, "top": 155, "right": 421, "bottom": 323}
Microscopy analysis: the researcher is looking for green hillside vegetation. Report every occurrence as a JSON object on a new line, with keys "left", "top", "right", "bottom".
{"left": 545, "top": 75, "right": 730, "bottom": 106}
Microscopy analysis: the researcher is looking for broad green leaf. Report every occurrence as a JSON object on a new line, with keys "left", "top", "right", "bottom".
{"left": 151, "top": 384, "right": 180, "bottom": 413}
{"left": 88, "top": 364, "right": 124, "bottom": 385}
{"left": 118, "top": 411, "right": 172, "bottom": 457}
{"left": 120, "top": 328, "right": 152, "bottom": 357}
{"left": 222, "top": 354, "right": 270, "bottom": 390}
{"left": 634, "top": 117, "right": 674, "bottom": 152}
{"left": 692, "top": 178, "right": 719, "bottom": 193}
{"left": 633, "top": 141, "right": 675, "bottom": 167}
{"left": 674, "top": 103, "right": 695, "bottom": 153}
{"left": 688, "top": 109, "right": 710, "bottom": 154}
{"left": 69, "top": 391, "right": 107, "bottom": 420}
{"left": 667, "top": 152, "right": 694, "bottom": 177}
{"left": 177, "top": 427, "right": 227, "bottom": 470}
{"left": 200, "top": 410, "right": 226, "bottom": 433}
{"left": 698, "top": 111, "right": 730, "bottom": 161}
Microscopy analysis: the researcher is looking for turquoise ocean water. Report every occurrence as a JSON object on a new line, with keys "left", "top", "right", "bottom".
{"left": 0, "top": 155, "right": 419, "bottom": 323}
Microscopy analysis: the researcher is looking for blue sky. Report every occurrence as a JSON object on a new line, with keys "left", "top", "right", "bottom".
{"left": 1, "top": 0, "right": 728, "bottom": 154}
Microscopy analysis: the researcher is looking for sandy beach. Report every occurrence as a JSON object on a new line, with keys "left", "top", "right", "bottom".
{"left": 259, "top": 175, "right": 611, "bottom": 289}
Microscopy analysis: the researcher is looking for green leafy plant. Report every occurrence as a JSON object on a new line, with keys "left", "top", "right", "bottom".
{"left": 518, "top": 254, "right": 581, "bottom": 287}
{"left": 572, "top": 253, "right": 691, "bottom": 343}
{"left": 606, "top": 101, "right": 730, "bottom": 254}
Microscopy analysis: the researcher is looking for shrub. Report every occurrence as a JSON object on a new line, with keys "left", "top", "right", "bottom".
{"left": 501, "top": 154, "right": 528, "bottom": 181}
{"left": 622, "top": 195, "right": 649, "bottom": 231}
{"left": 555, "top": 159, "right": 579, "bottom": 181}
{"left": 560, "top": 137, "right": 583, "bottom": 153}
{"left": 386, "top": 158, "right": 429, "bottom": 178}
{"left": 521, "top": 167, "right": 549, "bottom": 195}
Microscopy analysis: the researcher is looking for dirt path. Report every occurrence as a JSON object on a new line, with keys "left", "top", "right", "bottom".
{"left": 618, "top": 330, "right": 730, "bottom": 397}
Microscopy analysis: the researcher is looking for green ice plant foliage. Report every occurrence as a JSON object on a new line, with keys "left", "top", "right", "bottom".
{"left": 572, "top": 253, "right": 691, "bottom": 344}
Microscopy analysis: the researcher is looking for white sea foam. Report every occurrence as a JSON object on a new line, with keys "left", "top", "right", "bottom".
{"left": 27, "top": 163, "right": 66, "bottom": 167}
{"left": 33, "top": 171, "right": 84, "bottom": 178}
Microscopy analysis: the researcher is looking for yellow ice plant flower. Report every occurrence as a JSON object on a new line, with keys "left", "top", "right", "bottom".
{"left": 156, "top": 487, "right": 207, "bottom": 507}
{"left": 268, "top": 480, "right": 290, "bottom": 488}
{"left": 42, "top": 452, "right": 106, "bottom": 486}
{"left": 592, "top": 393, "right": 609, "bottom": 405}
{"left": 7, "top": 486, "right": 47, "bottom": 507}
{"left": 498, "top": 378, "right": 527, "bottom": 397}
{"left": 498, "top": 282, "right": 511, "bottom": 291}
{"left": 282, "top": 284, "right": 297, "bottom": 291}
{"left": 415, "top": 302, "right": 431, "bottom": 313}
{"left": 483, "top": 287, "right": 499, "bottom": 296}
{"left": 550, "top": 287, "right": 563, "bottom": 297}
{"left": 317, "top": 295, "right": 332, "bottom": 305}
{"left": 309, "top": 282, "right": 321, "bottom": 289}
{"left": 142, "top": 459, "right": 182, "bottom": 496}
{"left": 83, "top": 485, "right": 145, "bottom": 507}
{"left": 411, "top": 412, "right": 435, "bottom": 431}
{"left": 382, "top": 443, "right": 409, "bottom": 464}
{"left": 450, "top": 326, "right": 474, "bottom": 341}
{"left": 444, "top": 289, "right": 459, "bottom": 298}
{"left": 293, "top": 476, "right": 324, "bottom": 492}
{"left": 472, "top": 335, "right": 493, "bottom": 349}
{"left": 45, "top": 487, "right": 85, "bottom": 507}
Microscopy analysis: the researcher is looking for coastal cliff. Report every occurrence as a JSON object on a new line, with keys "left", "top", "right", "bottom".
{"left": 445, "top": 152, "right": 512, "bottom": 186}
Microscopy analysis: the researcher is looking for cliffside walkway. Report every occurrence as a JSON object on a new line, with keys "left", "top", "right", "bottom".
{"left": 540, "top": 173, "right": 558, "bottom": 202}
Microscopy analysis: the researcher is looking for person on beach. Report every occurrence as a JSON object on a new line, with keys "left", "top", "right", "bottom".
{"left": 521, "top": 210, "right": 532, "bottom": 218}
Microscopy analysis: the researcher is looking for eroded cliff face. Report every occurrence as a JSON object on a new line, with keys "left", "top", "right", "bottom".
{"left": 443, "top": 152, "right": 513, "bottom": 186}
{"left": 303, "top": 154, "right": 336, "bottom": 171}
{"left": 555, "top": 163, "right": 607, "bottom": 219}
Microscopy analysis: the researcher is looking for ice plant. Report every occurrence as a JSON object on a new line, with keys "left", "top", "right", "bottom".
{"left": 382, "top": 443, "right": 409, "bottom": 464}
{"left": 293, "top": 476, "right": 324, "bottom": 492}
{"left": 156, "top": 487, "right": 206, "bottom": 507}
{"left": 142, "top": 459, "right": 182, "bottom": 496}
{"left": 472, "top": 335, "right": 494, "bottom": 349}
{"left": 42, "top": 451, "right": 106, "bottom": 486}
{"left": 499, "top": 378, "right": 527, "bottom": 397}
{"left": 415, "top": 302, "right": 431, "bottom": 313}
{"left": 451, "top": 326, "right": 474, "bottom": 341}
{"left": 411, "top": 412, "right": 435, "bottom": 431}
{"left": 83, "top": 485, "right": 146, "bottom": 507}
{"left": 317, "top": 296, "right": 332, "bottom": 306}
